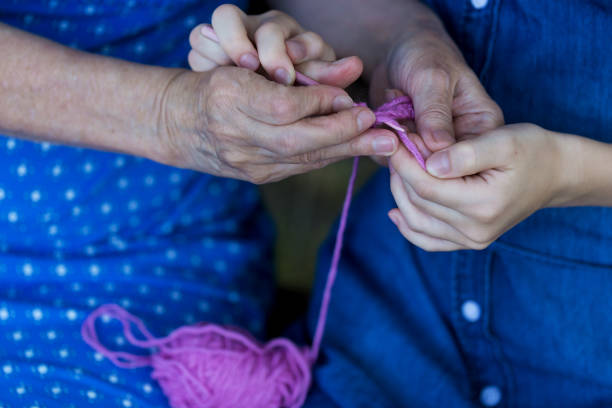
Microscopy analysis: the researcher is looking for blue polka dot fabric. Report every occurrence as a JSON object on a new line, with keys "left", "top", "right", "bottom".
{"left": 0, "top": 1, "right": 275, "bottom": 407}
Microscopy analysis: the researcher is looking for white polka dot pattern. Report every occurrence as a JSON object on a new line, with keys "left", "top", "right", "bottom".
{"left": 0, "top": 0, "right": 271, "bottom": 407}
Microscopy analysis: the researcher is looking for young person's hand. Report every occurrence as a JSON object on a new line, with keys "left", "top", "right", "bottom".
{"left": 387, "top": 124, "right": 587, "bottom": 251}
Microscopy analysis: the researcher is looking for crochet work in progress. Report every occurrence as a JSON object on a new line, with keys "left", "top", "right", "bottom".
{"left": 82, "top": 30, "right": 424, "bottom": 408}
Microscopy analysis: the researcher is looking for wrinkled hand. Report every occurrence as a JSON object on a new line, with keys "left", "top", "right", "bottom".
{"left": 388, "top": 124, "right": 569, "bottom": 251}
{"left": 371, "top": 30, "right": 504, "bottom": 152}
{"left": 188, "top": 4, "right": 363, "bottom": 88}
{"left": 159, "top": 67, "right": 398, "bottom": 184}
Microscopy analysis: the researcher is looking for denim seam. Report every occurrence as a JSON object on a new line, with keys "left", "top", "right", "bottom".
{"left": 492, "top": 241, "right": 612, "bottom": 270}
{"left": 479, "top": 0, "right": 502, "bottom": 84}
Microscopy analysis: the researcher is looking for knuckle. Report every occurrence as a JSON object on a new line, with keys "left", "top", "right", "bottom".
{"left": 188, "top": 26, "right": 201, "bottom": 47}
{"left": 412, "top": 67, "right": 452, "bottom": 91}
{"left": 403, "top": 210, "right": 425, "bottom": 234}
{"left": 212, "top": 4, "right": 241, "bottom": 21}
{"left": 269, "top": 95, "right": 298, "bottom": 122}
{"left": 296, "top": 149, "right": 323, "bottom": 164}
{"left": 248, "top": 172, "right": 269, "bottom": 185}
{"left": 470, "top": 241, "right": 492, "bottom": 250}
{"left": 348, "top": 136, "right": 368, "bottom": 156}
{"left": 466, "top": 227, "right": 494, "bottom": 246}
{"left": 455, "top": 143, "right": 477, "bottom": 171}
{"left": 474, "top": 109, "right": 504, "bottom": 132}
{"left": 206, "top": 70, "right": 236, "bottom": 103}
{"left": 421, "top": 102, "right": 452, "bottom": 123}
{"left": 187, "top": 50, "right": 200, "bottom": 70}
{"left": 301, "top": 31, "right": 325, "bottom": 55}
{"left": 217, "top": 148, "right": 246, "bottom": 168}
{"left": 274, "top": 132, "right": 298, "bottom": 156}
{"left": 412, "top": 179, "right": 435, "bottom": 201}
{"left": 260, "top": 9, "right": 283, "bottom": 21}
{"left": 314, "top": 115, "right": 344, "bottom": 136}
{"left": 255, "top": 21, "right": 281, "bottom": 40}
{"left": 474, "top": 202, "right": 501, "bottom": 224}
{"left": 490, "top": 104, "right": 505, "bottom": 126}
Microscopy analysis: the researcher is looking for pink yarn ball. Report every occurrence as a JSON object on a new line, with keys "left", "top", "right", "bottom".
{"left": 150, "top": 325, "right": 311, "bottom": 408}
{"left": 82, "top": 305, "right": 312, "bottom": 408}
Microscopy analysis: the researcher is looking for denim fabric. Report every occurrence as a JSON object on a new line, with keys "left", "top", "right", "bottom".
{"left": 305, "top": 1, "right": 612, "bottom": 407}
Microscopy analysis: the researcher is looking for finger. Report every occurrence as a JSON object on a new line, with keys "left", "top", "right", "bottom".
{"left": 189, "top": 25, "right": 233, "bottom": 66}
{"left": 253, "top": 13, "right": 302, "bottom": 84}
{"left": 400, "top": 178, "right": 468, "bottom": 228}
{"left": 283, "top": 129, "right": 398, "bottom": 164}
{"left": 211, "top": 5, "right": 260, "bottom": 71}
{"left": 390, "top": 144, "right": 481, "bottom": 209}
{"left": 241, "top": 81, "right": 355, "bottom": 125}
{"left": 410, "top": 69, "right": 456, "bottom": 151}
{"left": 187, "top": 50, "right": 219, "bottom": 72}
{"left": 388, "top": 209, "right": 465, "bottom": 252}
{"left": 390, "top": 171, "right": 473, "bottom": 245}
{"left": 295, "top": 57, "right": 363, "bottom": 88}
{"left": 285, "top": 31, "right": 335, "bottom": 64}
{"left": 453, "top": 74, "right": 504, "bottom": 139}
{"left": 425, "top": 130, "right": 512, "bottom": 178}
{"left": 271, "top": 106, "right": 376, "bottom": 154}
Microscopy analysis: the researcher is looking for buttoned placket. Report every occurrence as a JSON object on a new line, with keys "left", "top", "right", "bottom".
{"left": 452, "top": 247, "right": 514, "bottom": 407}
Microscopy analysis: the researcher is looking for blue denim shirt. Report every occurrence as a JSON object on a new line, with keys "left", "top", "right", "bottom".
{"left": 305, "top": 1, "right": 612, "bottom": 407}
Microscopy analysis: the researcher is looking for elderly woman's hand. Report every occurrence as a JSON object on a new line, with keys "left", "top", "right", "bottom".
{"left": 370, "top": 25, "right": 504, "bottom": 152}
{"left": 188, "top": 4, "right": 363, "bottom": 88}
{"left": 159, "top": 66, "right": 398, "bottom": 184}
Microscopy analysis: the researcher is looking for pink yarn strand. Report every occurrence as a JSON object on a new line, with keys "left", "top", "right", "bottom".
{"left": 309, "top": 157, "right": 359, "bottom": 362}
{"left": 82, "top": 28, "right": 424, "bottom": 408}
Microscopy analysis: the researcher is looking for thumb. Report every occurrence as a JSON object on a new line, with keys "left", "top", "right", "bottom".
{"left": 411, "top": 71, "right": 455, "bottom": 151}
{"left": 425, "top": 131, "right": 508, "bottom": 178}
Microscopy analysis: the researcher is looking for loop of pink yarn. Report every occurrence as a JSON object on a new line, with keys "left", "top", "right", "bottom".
{"left": 82, "top": 305, "right": 311, "bottom": 408}
{"left": 82, "top": 30, "right": 423, "bottom": 408}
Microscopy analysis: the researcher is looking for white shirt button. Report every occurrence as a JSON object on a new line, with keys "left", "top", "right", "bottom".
{"left": 471, "top": 0, "right": 488, "bottom": 9}
{"left": 461, "top": 300, "right": 481, "bottom": 322}
{"left": 480, "top": 385, "right": 502, "bottom": 406}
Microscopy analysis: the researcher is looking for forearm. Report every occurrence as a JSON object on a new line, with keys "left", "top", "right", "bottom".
{"left": 269, "top": 0, "right": 453, "bottom": 78}
{"left": 554, "top": 133, "right": 612, "bottom": 207}
{"left": 0, "top": 23, "right": 184, "bottom": 163}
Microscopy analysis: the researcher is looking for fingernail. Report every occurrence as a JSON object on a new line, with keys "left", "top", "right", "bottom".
{"left": 373, "top": 136, "right": 396, "bottom": 155}
{"left": 332, "top": 95, "right": 354, "bottom": 111}
{"left": 200, "top": 26, "right": 217, "bottom": 41}
{"left": 357, "top": 110, "right": 375, "bottom": 132}
{"left": 239, "top": 53, "right": 259, "bottom": 71}
{"left": 274, "top": 68, "right": 292, "bottom": 85}
{"left": 431, "top": 130, "right": 454, "bottom": 145}
{"left": 286, "top": 39, "right": 307, "bottom": 63}
{"left": 384, "top": 88, "right": 402, "bottom": 102}
{"left": 388, "top": 212, "right": 398, "bottom": 226}
{"left": 426, "top": 151, "right": 451, "bottom": 177}
{"left": 333, "top": 56, "right": 352, "bottom": 65}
